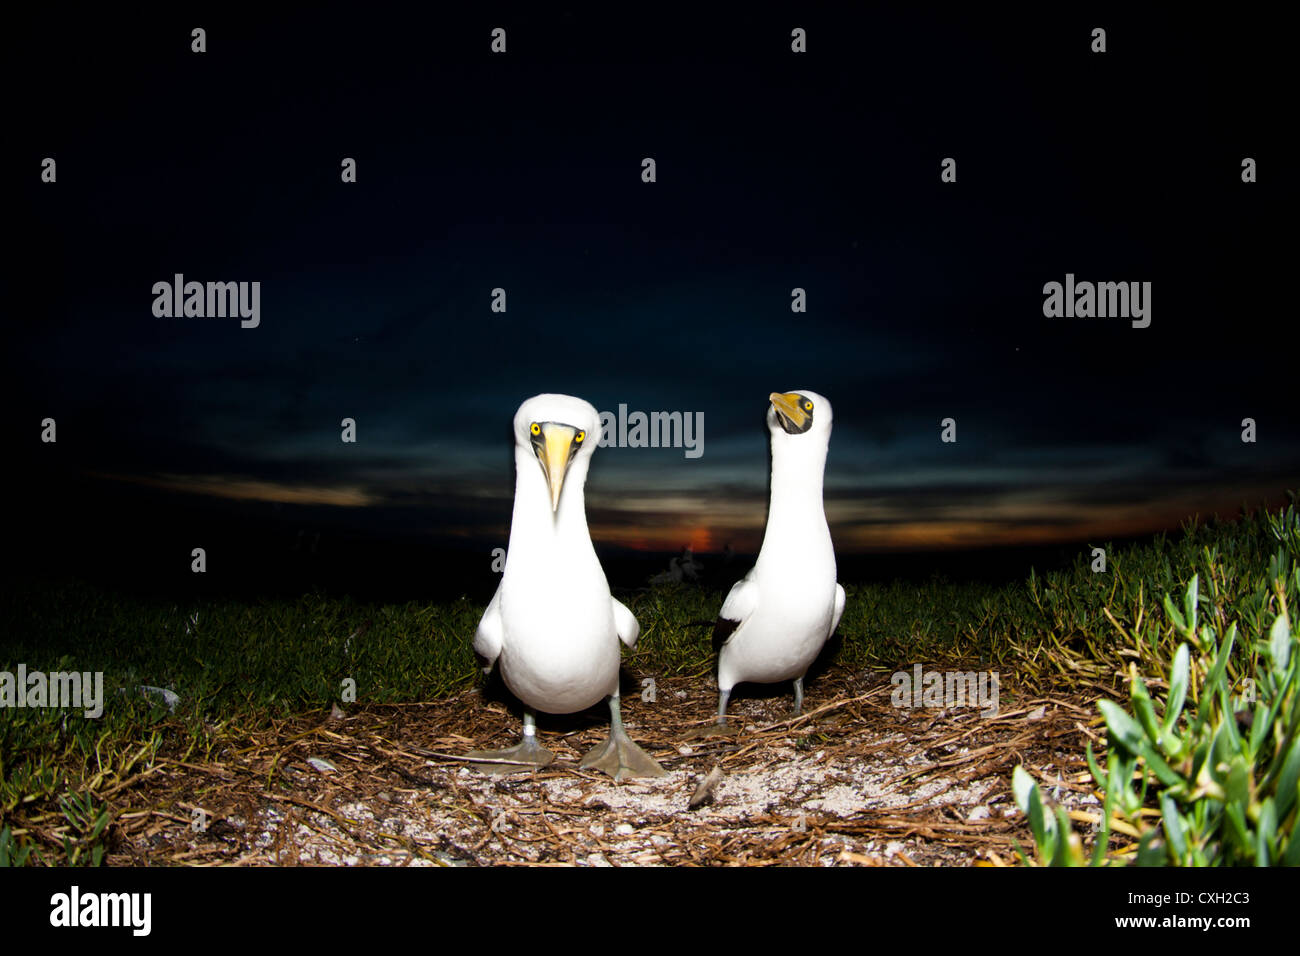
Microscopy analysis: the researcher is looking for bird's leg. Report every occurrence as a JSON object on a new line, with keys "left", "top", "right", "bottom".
{"left": 682, "top": 687, "right": 742, "bottom": 739}
{"left": 793, "top": 677, "right": 804, "bottom": 716}
{"left": 466, "top": 710, "right": 556, "bottom": 775}
{"left": 580, "top": 692, "right": 666, "bottom": 780}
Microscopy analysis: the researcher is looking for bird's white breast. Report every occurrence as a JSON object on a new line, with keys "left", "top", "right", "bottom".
{"left": 719, "top": 560, "right": 838, "bottom": 688}
{"left": 497, "top": 542, "right": 621, "bottom": 714}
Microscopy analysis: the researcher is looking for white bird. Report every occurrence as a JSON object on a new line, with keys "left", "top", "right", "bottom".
{"left": 678, "top": 547, "right": 703, "bottom": 581}
{"left": 469, "top": 394, "right": 664, "bottom": 780}
{"left": 649, "top": 557, "right": 684, "bottom": 586}
{"left": 700, "top": 390, "right": 845, "bottom": 732}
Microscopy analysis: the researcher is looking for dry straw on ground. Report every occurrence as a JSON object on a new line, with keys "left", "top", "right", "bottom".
{"left": 88, "top": 665, "right": 1108, "bottom": 866}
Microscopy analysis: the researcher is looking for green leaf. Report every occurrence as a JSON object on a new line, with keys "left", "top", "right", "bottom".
{"left": 1136, "top": 830, "right": 1168, "bottom": 867}
{"left": 1285, "top": 815, "right": 1300, "bottom": 867}
{"left": 1223, "top": 802, "right": 1252, "bottom": 854}
{"left": 1139, "top": 742, "right": 1185, "bottom": 791}
{"left": 1183, "top": 575, "right": 1199, "bottom": 635}
{"left": 1269, "top": 612, "right": 1292, "bottom": 678}
{"left": 1190, "top": 734, "right": 1214, "bottom": 784}
{"left": 1164, "top": 593, "right": 1186, "bottom": 633}
{"left": 1051, "top": 807, "right": 1080, "bottom": 866}
{"left": 1131, "top": 673, "right": 1164, "bottom": 749}
{"left": 1091, "top": 784, "right": 1116, "bottom": 867}
{"left": 1085, "top": 741, "right": 1108, "bottom": 791}
{"left": 1158, "top": 727, "right": 1184, "bottom": 762}
{"left": 1013, "top": 766, "right": 1050, "bottom": 853}
{"left": 1224, "top": 754, "right": 1252, "bottom": 809}
{"left": 1010, "top": 838, "right": 1034, "bottom": 867}
{"left": 1195, "top": 623, "right": 1238, "bottom": 733}
{"left": 1256, "top": 797, "right": 1277, "bottom": 866}
{"left": 1164, "top": 643, "right": 1190, "bottom": 732}
{"left": 1012, "top": 766, "right": 1034, "bottom": 812}
{"left": 1248, "top": 700, "right": 1272, "bottom": 758}
{"left": 1100, "top": 700, "right": 1184, "bottom": 790}
{"left": 1100, "top": 700, "right": 1145, "bottom": 754}
{"left": 1218, "top": 685, "right": 1243, "bottom": 753}
{"left": 1275, "top": 737, "right": 1300, "bottom": 822}
{"left": 90, "top": 811, "right": 109, "bottom": 841}
{"left": 1161, "top": 793, "right": 1187, "bottom": 863}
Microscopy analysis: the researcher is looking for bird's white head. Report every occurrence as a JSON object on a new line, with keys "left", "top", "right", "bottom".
{"left": 513, "top": 393, "right": 603, "bottom": 513}
{"left": 767, "top": 389, "right": 833, "bottom": 442}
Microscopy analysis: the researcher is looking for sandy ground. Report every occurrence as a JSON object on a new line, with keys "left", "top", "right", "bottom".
{"left": 103, "top": 665, "right": 1110, "bottom": 866}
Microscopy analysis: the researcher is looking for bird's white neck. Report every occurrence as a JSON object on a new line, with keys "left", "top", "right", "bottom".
{"left": 758, "top": 430, "right": 833, "bottom": 567}
{"left": 505, "top": 446, "right": 597, "bottom": 567}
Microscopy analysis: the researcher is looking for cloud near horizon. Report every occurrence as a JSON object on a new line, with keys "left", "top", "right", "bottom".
{"left": 88, "top": 466, "right": 1293, "bottom": 555}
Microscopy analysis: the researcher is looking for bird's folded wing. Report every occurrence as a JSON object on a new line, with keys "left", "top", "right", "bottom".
{"left": 612, "top": 596, "right": 640, "bottom": 649}
{"left": 473, "top": 585, "right": 504, "bottom": 671}
{"left": 713, "top": 571, "right": 758, "bottom": 651}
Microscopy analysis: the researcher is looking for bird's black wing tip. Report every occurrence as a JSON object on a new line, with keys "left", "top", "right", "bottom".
{"left": 711, "top": 616, "right": 741, "bottom": 654}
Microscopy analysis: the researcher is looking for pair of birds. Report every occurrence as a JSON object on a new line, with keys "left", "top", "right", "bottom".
{"left": 469, "top": 390, "right": 845, "bottom": 780}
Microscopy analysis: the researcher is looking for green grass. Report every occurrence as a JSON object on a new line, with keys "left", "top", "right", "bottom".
{"left": 1010, "top": 499, "right": 1300, "bottom": 865}
{"left": 1, "top": 493, "right": 1297, "bottom": 865}
{"left": 1014, "top": 568, "right": 1299, "bottom": 866}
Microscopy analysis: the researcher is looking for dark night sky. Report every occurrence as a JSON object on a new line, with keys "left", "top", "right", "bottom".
{"left": 7, "top": 7, "right": 1295, "bottom": 593}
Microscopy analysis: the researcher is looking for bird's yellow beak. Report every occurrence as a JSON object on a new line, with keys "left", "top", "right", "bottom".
{"left": 537, "top": 423, "right": 579, "bottom": 512}
{"left": 769, "top": 392, "right": 808, "bottom": 430}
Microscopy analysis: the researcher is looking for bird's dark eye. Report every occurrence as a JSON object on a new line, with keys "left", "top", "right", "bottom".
{"left": 530, "top": 423, "right": 541, "bottom": 436}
